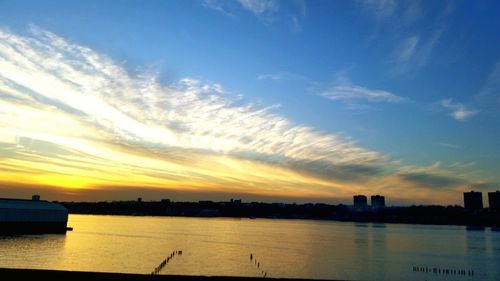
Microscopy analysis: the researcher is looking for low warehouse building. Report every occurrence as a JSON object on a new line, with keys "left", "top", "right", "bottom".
{"left": 0, "top": 195, "right": 69, "bottom": 234}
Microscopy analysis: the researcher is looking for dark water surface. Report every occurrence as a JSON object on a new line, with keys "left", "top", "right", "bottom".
{"left": 0, "top": 214, "right": 499, "bottom": 280}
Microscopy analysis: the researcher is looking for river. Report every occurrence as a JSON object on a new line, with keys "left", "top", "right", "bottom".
{"left": 0, "top": 214, "right": 499, "bottom": 280}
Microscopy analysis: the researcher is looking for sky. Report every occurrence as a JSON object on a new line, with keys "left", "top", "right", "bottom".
{"left": 0, "top": 0, "right": 499, "bottom": 205}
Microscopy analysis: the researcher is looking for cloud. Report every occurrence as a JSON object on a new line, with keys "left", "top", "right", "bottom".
{"left": 437, "top": 142, "right": 462, "bottom": 149}
{"left": 320, "top": 83, "right": 405, "bottom": 104}
{"left": 398, "top": 35, "right": 419, "bottom": 62}
{"left": 202, "top": 0, "right": 305, "bottom": 33}
{"left": 257, "top": 71, "right": 318, "bottom": 87}
{"left": 399, "top": 171, "right": 466, "bottom": 188}
{"left": 439, "top": 98, "right": 479, "bottom": 121}
{"left": 356, "top": 0, "right": 397, "bottom": 19}
{"left": 201, "top": 0, "right": 235, "bottom": 17}
{"left": 392, "top": 29, "right": 445, "bottom": 74}
{"left": 257, "top": 73, "right": 287, "bottom": 81}
{"left": 396, "top": 162, "right": 469, "bottom": 189}
{"left": 0, "top": 26, "right": 388, "bottom": 198}
{"left": 476, "top": 58, "right": 500, "bottom": 111}
{"left": 237, "top": 0, "right": 278, "bottom": 15}
{"left": 391, "top": 3, "right": 453, "bottom": 74}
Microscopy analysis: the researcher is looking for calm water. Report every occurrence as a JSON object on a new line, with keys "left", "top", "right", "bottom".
{"left": 0, "top": 215, "right": 499, "bottom": 281}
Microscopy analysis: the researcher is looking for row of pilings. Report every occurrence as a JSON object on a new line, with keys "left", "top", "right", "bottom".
{"left": 413, "top": 266, "right": 474, "bottom": 276}
{"left": 151, "top": 250, "right": 183, "bottom": 275}
{"left": 250, "top": 253, "right": 268, "bottom": 278}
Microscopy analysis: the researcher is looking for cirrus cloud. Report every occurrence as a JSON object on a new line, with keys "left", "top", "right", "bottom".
{"left": 0, "top": 25, "right": 386, "bottom": 199}
{"left": 320, "top": 83, "right": 406, "bottom": 104}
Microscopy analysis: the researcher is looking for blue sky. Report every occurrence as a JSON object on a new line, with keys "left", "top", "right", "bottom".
{"left": 0, "top": 0, "right": 499, "bottom": 204}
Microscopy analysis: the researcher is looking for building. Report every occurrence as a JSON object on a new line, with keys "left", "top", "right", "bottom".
{"left": 488, "top": 191, "right": 500, "bottom": 211}
{"left": 353, "top": 195, "right": 367, "bottom": 209}
{"left": 371, "top": 195, "right": 385, "bottom": 209}
{"left": 0, "top": 195, "right": 69, "bottom": 234}
{"left": 230, "top": 198, "right": 242, "bottom": 204}
{"left": 463, "top": 191, "right": 483, "bottom": 211}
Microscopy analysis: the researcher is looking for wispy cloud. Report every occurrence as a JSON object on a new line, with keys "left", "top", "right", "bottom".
{"left": 476, "top": 58, "right": 500, "bottom": 111}
{"left": 357, "top": 1, "right": 451, "bottom": 74}
{"left": 257, "top": 71, "right": 317, "bottom": 86}
{"left": 0, "top": 26, "right": 387, "bottom": 199}
{"left": 320, "top": 82, "right": 406, "bottom": 104}
{"left": 202, "top": 0, "right": 278, "bottom": 16}
{"left": 398, "top": 35, "right": 419, "bottom": 62}
{"left": 202, "top": 0, "right": 305, "bottom": 32}
{"left": 439, "top": 98, "right": 479, "bottom": 121}
{"left": 237, "top": 0, "right": 278, "bottom": 15}
{"left": 391, "top": 2, "right": 453, "bottom": 74}
{"left": 358, "top": 0, "right": 421, "bottom": 24}
{"left": 355, "top": 0, "right": 397, "bottom": 20}
{"left": 201, "top": 0, "right": 234, "bottom": 17}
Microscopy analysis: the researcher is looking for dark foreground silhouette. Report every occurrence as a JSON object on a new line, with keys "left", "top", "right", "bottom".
{"left": 0, "top": 268, "right": 346, "bottom": 281}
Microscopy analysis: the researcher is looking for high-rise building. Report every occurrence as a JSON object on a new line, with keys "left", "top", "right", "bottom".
{"left": 463, "top": 191, "right": 483, "bottom": 210}
{"left": 371, "top": 195, "right": 385, "bottom": 209}
{"left": 488, "top": 191, "right": 500, "bottom": 211}
{"left": 353, "top": 195, "right": 367, "bottom": 209}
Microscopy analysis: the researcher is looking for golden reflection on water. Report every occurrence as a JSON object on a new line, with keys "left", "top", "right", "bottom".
{"left": 0, "top": 215, "right": 499, "bottom": 280}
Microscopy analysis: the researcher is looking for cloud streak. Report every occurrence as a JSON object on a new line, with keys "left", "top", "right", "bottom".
{"left": 201, "top": 0, "right": 235, "bottom": 17}
{"left": 356, "top": 0, "right": 397, "bottom": 20}
{"left": 398, "top": 35, "right": 419, "bottom": 62}
{"left": 202, "top": 0, "right": 305, "bottom": 33}
{"left": 439, "top": 98, "right": 478, "bottom": 121}
{"left": 391, "top": 2, "right": 453, "bottom": 74}
{"left": 320, "top": 83, "right": 405, "bottom": 104}
{"left": 237, "top": 0, "right": 278, "bottom": 15}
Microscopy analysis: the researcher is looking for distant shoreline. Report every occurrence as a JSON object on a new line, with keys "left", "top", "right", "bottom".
{"left": 61, "top": 200, "right": 500, "bottom": 227}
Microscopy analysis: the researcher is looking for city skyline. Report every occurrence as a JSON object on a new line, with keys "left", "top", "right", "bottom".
{"left": 1, "top": 1, "right": 500, "bottom": 205}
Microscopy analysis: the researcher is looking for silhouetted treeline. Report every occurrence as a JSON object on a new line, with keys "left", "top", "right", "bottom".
{"left": 60, "top": 200, "right": 500, "bottom": 227}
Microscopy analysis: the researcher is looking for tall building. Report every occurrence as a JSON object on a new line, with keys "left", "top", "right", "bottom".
{"left": 371, "top": 195, "right": 385, "bottom": 209}
{"left": 353, "top": 195, "right": 367, "bottom": 209}
{"left": 463, "top": 191, "right": 483, "bottom": 210}
{"left": 488, "top": 191, "right": 500, "bottom": 211}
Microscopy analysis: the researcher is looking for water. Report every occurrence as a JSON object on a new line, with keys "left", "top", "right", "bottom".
{"left": 0, "top": 214, "right": 499, "bottom": 280}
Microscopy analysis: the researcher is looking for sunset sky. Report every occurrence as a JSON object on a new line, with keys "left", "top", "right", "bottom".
{"left": 0, "top": 0, "right": 499, "bottom": 205}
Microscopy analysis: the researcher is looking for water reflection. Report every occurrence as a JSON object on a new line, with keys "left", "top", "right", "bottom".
{"left": 0, "top": 234, "right": 66, "bottom": 269}
{"left": 353, "top": 222, "right": 370, "bottom": 280}
{"left": 369, "top": 223, "right": 387, "bottom": 280}
{"left": 465, "top": 226, "right": 487, "bottom": 255}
